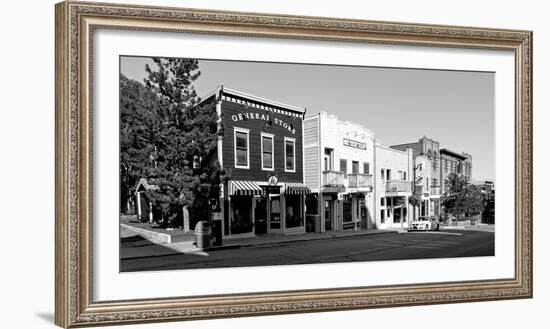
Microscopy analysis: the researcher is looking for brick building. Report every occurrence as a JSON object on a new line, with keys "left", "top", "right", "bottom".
{"left": 391, "top": 137, "right": 473, "bottom": 216}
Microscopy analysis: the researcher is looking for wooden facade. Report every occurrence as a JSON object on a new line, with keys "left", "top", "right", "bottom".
{"left": 219, "top": 95, "right": 304, "bottom": 183}
{"left": 197, "top": 86, "right": 308, "bottom": 238}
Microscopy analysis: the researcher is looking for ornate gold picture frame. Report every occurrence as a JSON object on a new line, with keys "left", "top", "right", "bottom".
{"left": 55, "top": 1, "right": 532, "bottom": 327}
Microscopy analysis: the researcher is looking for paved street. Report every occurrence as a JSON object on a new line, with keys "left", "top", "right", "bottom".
{"left": 121, "top": 229, "right": 494, "bottom": 272}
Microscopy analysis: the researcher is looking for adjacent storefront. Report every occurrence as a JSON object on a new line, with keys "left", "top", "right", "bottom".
{"left": 303, "top": 112, "right": 376, "bottom": 232}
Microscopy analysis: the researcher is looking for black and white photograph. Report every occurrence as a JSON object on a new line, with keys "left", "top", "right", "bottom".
{"left": 119, "top": 56, "right": 496, "bottom": 272}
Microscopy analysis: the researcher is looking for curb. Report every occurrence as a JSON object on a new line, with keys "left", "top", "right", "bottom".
{"left": 121, "top": 230, "right": 398, "bottom": 260}
{"left": 121, "top": 223, "right": 195, "bottom": 244}
{"left": 238, "top": 230, "right": 399, "bottom": 249}
{"left": 121, "top": 244, "right": 241, "bottom": 260}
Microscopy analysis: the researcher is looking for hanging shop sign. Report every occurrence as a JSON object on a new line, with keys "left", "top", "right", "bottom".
{"left": 264, "top": 175, "right": 280, "bottom": 194}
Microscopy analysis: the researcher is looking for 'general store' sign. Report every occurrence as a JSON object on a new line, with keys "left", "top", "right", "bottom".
{"left": 231, "top": 112, "right": 296, "bottom": 134}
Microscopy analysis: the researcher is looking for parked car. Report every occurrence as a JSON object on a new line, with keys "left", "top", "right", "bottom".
{"left": 408, "top": 216, "right": 440, "bottom": 231}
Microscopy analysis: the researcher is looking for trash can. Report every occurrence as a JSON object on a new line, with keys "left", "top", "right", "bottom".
{"left": 194, "top": 221, "right": 211, "bottom": 249}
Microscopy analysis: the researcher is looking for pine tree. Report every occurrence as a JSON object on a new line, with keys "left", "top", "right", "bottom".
{"left": 119, "top": 74, "right": 162, "bottom": 214}
{"left": 142, "top": 58, "right": 226, "bottom": 228}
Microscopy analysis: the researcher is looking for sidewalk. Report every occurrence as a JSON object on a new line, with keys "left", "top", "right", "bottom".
{"left": 121, "top": 227, "right": 399, "bottom": 260}
{"left": 440, "top": 224, "right": 495, "bottom": 232}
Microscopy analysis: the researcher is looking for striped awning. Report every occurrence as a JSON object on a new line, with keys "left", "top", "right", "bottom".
{"left": 229, "top": 180, "right": 262, "bottom": 196}
{"left": 285, "top": 183, "right": 311, "bottom": 195}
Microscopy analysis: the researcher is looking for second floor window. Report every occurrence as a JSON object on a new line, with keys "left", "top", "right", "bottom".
{"left": 352, "top": 161, "right": 359, "bottom": 174}
{"left": 340, "top": 159, "right": 348, "bottom": 178}
{"left": 285, "top": 138, "right": 295, "bottom": 172}
{"left": 364, "top": 162, "right": 370, "bottom": 175}
{"left": 261, "top": 133, "right": 274, "bottom": 170}
{"left": 324, "top": 148, "right": 333, "bottom": 171}
{"left": 234, "top": 128, "right": 249, "bottom": 168}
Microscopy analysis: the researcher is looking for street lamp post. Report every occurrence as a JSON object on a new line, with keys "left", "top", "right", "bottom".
{"left": 412, "top": 163, "right": 423, "bottom": 222}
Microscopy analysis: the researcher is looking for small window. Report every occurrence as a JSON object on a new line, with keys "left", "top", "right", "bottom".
{"left": 234, "top": 128, "right": 249, "bottom": 168}
{"left": 380, "top": 168, "right": 385, "bottom": 182}
{"left": 261, "top": 133, "right": 274, "bottom": 170}
{"left": 340, "top": 159, "right": 347, "bottom": 178}
{"left": 363, "top": 162, "right": 370, "bottom": 175}
{"left": 380, "top": 209, "right": 385, "bottom": 224}
{"left": 380, "top": 198, "right": 385, "bottom": 206}
{"left": 352, "top": 161, "right": 359, "bottom": 174}
{"left": 285, "top": 138, "right": 295, "bottom": 172}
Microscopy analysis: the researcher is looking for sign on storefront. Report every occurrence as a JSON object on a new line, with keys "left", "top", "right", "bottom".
{"left": 343, "top": 138, "right": 367, "bottom": 150}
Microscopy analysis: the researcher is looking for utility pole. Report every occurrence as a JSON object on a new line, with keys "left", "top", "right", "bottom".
{"left": 412, "top": 163, "right": 423, "bottom": 221}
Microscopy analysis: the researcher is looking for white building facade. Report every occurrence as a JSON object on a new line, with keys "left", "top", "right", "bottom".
{"left": 374, "top": 143, "right": 414, "bottom": 229}
{"left": 304, "top": 112, "right": 375, "bottom": 232}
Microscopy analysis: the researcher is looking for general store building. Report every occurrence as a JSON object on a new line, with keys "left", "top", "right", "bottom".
{"left": 196, "top": 86, "right": 309, "bottom": 239}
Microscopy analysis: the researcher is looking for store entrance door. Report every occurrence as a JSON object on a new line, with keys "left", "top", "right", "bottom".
{"left": 324, "top": 199, "right": 334, "bottom": 231}
{"left": 268, "top": 195, "right": 282, "bottom": 232}
{"left": 254, "top": 198, "right": 267, "bottom": 234}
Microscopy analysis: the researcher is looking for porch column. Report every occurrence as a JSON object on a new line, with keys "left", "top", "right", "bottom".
{"left": 251, "top": 196, "right": 256, "bottom": 235}
{"left": 399, "top": 197, "right": 405, "bottom": 228}
{"left": 351, "top": 193, "right": 359, "bottom": 231}
{"left": 228, "top": 196, "right": 232, "bottom": 236}
{"left": 281, "top": 193, "right": 287, "bottom": 235}
{"left": 149, "top": 201, "right": 153, "bottom": 223}
{"left": 219, "top": 183, "right": 225, "bottom": 237}
{"left": 404, "top": 196, "right": 409, "bottom": 226}
{"left": 320, "top": 195, "right": 326, "bottom": 233}
{"left": 135, "top": 191, "right": 141, "bottom": 219}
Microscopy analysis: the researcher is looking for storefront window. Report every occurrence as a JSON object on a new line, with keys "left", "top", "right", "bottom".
{"left": 231, "top": 196, "right": 253, "bottom": 234}
{"left": 285, "top": 195, "right": 302, "bottom": 228}
{"left": 305, "top": 194, "right": 318, "bottom": 215}
{"left": 394, "top": 208, "right": 401, "bottom": 223}
{"left": 343, "top": 195, "right": 352, "bottom": 222}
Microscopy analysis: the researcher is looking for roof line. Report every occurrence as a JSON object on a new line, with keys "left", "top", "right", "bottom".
{"left": 440, "top": 148, "right": 467, "bottom": 160}
{"left": 222, "top": 87, "right": 306, "bottom": 113}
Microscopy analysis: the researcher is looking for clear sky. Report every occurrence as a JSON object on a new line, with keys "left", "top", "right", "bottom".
{"left": 121, "top": 56, "right": 495, "bottom": 181}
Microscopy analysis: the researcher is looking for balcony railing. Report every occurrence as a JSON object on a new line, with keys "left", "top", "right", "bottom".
{"left": 322, "top": 171, "right": 344, "bottom": 187}
{"left": 386, "top": 180, "right": 412, "bottom": 193}
{"left": 430, "top": 186, "right": 441, "bottom": 195}
{"left": 348, "top": 173, "right": 373, "bottom": 188}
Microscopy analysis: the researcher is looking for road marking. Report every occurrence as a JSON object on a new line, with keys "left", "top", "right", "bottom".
{"left": 399, "top": 231, "right": 463, "bottom": 236}
{"left": 184, "top": 251, "right": 210, "bottom": 256}
{"left": 405, "top": 245, "right": 440, "bottom": 249}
